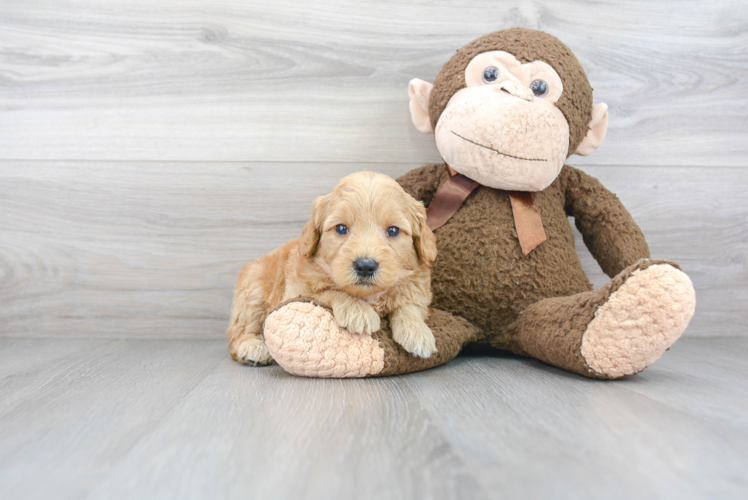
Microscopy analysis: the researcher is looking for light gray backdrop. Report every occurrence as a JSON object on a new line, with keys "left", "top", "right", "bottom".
{"left": 1, "top": 0, "right": 746, "bottom": 338}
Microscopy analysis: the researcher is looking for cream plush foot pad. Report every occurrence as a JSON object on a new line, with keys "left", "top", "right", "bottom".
{"left": 264, "top": 301, "right": 385, "bottom": 378}
{"left": 581, "top": 264, "right": 696, "bottom": 378}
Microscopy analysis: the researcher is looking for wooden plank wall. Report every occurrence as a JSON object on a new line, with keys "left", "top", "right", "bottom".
{"left": 1, "top": 0, "right": 746, "bottom": 338}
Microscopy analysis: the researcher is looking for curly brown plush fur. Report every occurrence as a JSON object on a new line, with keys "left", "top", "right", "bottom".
{"left": 397, "top": 162, "right": 652, "bottom": 343}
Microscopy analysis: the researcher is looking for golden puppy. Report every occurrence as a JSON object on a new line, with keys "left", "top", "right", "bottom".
{"left": 227, "top": 171, "right": 438, "bottom": 365}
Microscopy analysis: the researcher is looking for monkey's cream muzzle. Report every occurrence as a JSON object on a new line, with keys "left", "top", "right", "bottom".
{"left": 434, "top": 85, "right": 569, "bottom": 192}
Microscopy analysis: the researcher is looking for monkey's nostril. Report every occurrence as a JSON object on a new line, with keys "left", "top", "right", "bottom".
{"left": 496, "top": 80, "right": 532, "bottom": 101}
{"left": 353, "top": 258, "right": 378, "bottom": 278}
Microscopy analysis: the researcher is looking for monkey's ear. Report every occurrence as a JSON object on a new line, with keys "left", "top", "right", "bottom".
{"left": 298, "top": 195, "right": 327, "bottom": 258}
{"left": 408, "top": 79, "right": 434, "bottom": 134}
{"left": 575, "top": 103, "right": 609, "bottom": 156}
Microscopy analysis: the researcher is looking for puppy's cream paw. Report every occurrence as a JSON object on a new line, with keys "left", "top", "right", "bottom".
{"left": 231, "top": 336, "right": 273, "bottom": 366}
{"left": 392, "top": 319, "right": 437, "bottom": 358}
{"left": 333, "top": 301, "right": 381, "bottom": 336}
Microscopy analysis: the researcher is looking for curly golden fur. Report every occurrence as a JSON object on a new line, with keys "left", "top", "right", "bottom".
{"left": 227, "top": 171, "right": 438, "bottom": 365}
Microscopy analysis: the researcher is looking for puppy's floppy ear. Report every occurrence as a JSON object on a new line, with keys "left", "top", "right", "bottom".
{"left": 299, "top": 195, "right": 328, "bottom": 258}
{"left": 408, "top": 196, "right": 437, "bottom": 266}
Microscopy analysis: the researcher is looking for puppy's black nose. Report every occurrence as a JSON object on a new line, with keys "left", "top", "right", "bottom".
{"left": 353, "top": 258, "right": 378, "bottom": 278}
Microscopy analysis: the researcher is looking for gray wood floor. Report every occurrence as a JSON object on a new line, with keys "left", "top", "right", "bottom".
{"left": 0, "top": 337, "right": 746, "bottom": 499}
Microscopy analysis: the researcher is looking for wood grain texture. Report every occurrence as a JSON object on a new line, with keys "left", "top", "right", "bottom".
{"left": 0, "top": 337, "right": 746, "bottom": 499}
{"left": 404, "top": 338, "right": 748, "bottom": 499}
{"left": 0, "top": 0, "right": 746, "bottom": 165}
{"left": 0, "top": 161, "right": 745, "bottom": 338}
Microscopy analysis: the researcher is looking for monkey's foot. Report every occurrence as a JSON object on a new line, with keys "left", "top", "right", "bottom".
{"left": 264, "top": 298, "right": 481, "bottom": 378}
{"left": 509, "top": 259, "right": 696, "bottom": 379}
{"left": 264, "top": 300, "right": 385, "bottom": 378}
{"left": 580, "top": 262, "right": 696, "bottom": 378}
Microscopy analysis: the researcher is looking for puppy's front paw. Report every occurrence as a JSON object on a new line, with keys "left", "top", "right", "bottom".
{"left": 333, "top": 300, "right": 381, "bottom": 336}
{"left": 231, "top": 335, "right": 273, "bottom": 366}
{"left": 392, "top": 319, "right": 437, "bottom": 358}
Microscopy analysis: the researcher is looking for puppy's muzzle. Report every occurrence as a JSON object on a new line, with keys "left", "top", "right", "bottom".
{"left": 353, "top": 257, "right": 378, "bottom": 279}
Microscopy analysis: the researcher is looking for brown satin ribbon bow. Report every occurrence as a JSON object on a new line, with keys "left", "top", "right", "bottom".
{"left": 425, "top": 166, "right": 547, "bottom": 256}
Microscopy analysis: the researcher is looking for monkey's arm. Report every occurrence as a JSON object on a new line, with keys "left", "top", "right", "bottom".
{"left": 396, "top": 163, "right": 449, "bottom": 206}
{"left": 561, "top": 165, "right": 650, "bottom": 277}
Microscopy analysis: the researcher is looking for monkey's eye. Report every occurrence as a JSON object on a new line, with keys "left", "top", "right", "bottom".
{"left": 530, "top": 79, "right": 548, "bottom": 97}
{"left": 335, "top": 224, "right": 348, "bottom": 235}
{"left": 386, "top": 226, "right": 400, "bottom": 238}
{"left": 482, "top": 66, "right": 500, "bottom": 84}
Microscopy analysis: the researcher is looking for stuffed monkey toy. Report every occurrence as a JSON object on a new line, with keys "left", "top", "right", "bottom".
{"left": 258, "top": 28, "right": 696, "bottom": 379}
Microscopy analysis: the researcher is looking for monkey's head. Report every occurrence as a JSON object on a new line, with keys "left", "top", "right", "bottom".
{"left": 409, "top": 28, "right": 608, "bottom": 191}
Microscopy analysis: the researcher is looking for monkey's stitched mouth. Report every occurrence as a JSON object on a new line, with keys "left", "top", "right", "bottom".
{"left": 451, "top": 131, "right": 547, "bottom": 162}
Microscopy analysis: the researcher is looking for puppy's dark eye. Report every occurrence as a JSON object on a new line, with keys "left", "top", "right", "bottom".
{"left": 335, "top": 224, "right": 348, "bottom": 235}
{"left": 386, "top": 226, "right": 400, "bottom": 238}
{"left": 530, "top": 79, "right": 548, "bottom": 97}
{"left": 483, "top": 66, "right": 500, "bottom": 84}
